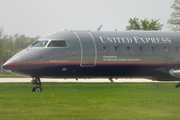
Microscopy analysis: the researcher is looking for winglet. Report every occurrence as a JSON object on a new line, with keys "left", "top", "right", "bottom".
{"left": 97, "top": 25, "right": 103, "bottom": 31}
{"left": 173, "top": 26, "right": 178, "bottom": 31}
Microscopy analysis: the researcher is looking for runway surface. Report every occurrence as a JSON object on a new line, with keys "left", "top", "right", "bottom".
{"left": 0, "top": 78, "right": 167, "bottom": 83}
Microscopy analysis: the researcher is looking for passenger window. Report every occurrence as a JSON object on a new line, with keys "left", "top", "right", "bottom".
{"left": 164, "top": 46, "right": 168, "bottom": 52}
{"left": 127, "top": 46, "right": 131, "bottom": 52}
{"left": 176, "top": 46, "right": 180, "bottom": 52}
{"left": 103, "top": 46, "right": 107, "bottom": 52}
{"left": 152, "top": 46, "right": 156, "bottom": 52}
{"left": 115, "top": 46, "right": 119, "bottom": 52}
{"left": 139, "top": 46, "right": 144, "bottom": 52}
{"left": 48, "top": 40, "right": 67, "bottom": 47}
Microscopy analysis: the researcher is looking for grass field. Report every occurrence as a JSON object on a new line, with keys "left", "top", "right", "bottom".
{"left": 0, "top": 73, "right": 27, "bottom": 78}
{"left": 0, "top": 75, "right": 27, "bottom": 78}
{"left": 0, "top": 82, "right": 180, "bottom": 120}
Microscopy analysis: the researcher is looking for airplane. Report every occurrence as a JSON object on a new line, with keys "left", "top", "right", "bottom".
{"left": 2, "top": 25, "right": 180, "bottom": 92}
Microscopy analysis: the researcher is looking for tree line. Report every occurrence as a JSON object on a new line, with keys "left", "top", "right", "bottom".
{"left": 125, "top": 0, "right": 180, "bottom": 31}
{"left": 167, "top": 0, "right": 180, "bottom": 31}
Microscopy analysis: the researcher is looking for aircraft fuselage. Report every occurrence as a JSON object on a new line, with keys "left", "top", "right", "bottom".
{"left": 3, "top": 30, "right": 180, "bottom": 81}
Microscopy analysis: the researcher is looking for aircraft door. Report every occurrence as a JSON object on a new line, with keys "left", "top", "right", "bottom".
{"left": 75, "top": 31, "right": 97, "bottom": 67}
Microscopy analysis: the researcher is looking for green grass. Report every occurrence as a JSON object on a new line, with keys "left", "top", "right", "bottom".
{"left": 0, "top": 75, "right": 27, "bottom": 78}
{"left": 0, "top": 74, "right": 27, "bottom": 78}
{"left": 0, "top": 82, "right": 180, "bottom": 120}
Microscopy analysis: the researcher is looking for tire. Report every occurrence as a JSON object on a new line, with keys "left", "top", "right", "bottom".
{"left": 32, "top": 87, "right": 36, "bottom": 92}
{"left": 32, "top": 87, "right": 42, "bottom": 92}
{"left": 35, "top": 87, "right": 42, "bottom": 92}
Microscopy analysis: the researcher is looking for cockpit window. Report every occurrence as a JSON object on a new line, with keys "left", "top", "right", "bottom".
{"left": 31, "top": 41, "right": 48, "bottom": 47}
{"left": 47, "top": 40, "right": 67, "bottom": 47}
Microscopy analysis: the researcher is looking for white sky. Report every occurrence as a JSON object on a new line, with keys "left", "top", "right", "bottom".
{"left": 0, "top": 0, "right": 175, "bottom": 37}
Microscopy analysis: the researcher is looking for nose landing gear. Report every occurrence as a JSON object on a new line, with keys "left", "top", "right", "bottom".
{"left": 31, "top": 77, "right": 42, "bottom": 92}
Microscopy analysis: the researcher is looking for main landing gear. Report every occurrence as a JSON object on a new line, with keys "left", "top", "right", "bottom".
{"left": 175, "top": 83, "right": 180, "bottom": 88}
{"left": 31, "top": 77, "right": 42, "bottom": 92}
{"left": 109, "top": 77, "right": 115, "bottom": 84}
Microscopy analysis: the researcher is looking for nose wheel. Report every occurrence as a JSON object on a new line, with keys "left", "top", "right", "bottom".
{"left": 32, "top": 87, "right": 42, "bottom": 92}
{"left": 31, "top": 77, "right": 43, "bottom": 92}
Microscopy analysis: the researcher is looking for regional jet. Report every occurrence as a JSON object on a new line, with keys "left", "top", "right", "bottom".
{"left": 3, "top": 26, "right": 180, "bottom": 92}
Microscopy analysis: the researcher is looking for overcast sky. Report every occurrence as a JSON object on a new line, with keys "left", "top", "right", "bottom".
{"left": 0, "top": 0, "right": 174, "bottom": 37}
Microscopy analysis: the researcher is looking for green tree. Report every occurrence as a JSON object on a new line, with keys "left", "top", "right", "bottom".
{"left": 1, "top": 49, "right": 13, "bottom": 64}
{"left": 126, "top": 17, "right": 163, "bottom": 30}
{"left": 0, "top": 27, "right": 4, "bottom": 72}
{"left": 167, "top": 0, "right": 180, "bottom": 31}
{"left": 0, "top": 27, "right": 4, "bottom": 39}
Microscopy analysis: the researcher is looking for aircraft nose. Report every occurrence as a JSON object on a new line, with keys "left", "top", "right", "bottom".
{"left": 2, "top": 56, "right": 19, "bottom": 73}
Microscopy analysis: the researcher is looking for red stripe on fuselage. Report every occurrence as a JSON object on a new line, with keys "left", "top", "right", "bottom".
{"left": 3, "top": 63, "right": 79, "bottom": 66}
{"left": 4, "top": 63, "right": 180, "bottom": 66}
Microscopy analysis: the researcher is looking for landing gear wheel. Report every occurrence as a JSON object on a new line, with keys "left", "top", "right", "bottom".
{"left": 31, "top": 77, "right": 43, "bottom": 92}
{"left": 32, "top": 87, "right": 42, "bottom": 92}
{"left": 32, "top": 87, "right": 36, "bottom": 92}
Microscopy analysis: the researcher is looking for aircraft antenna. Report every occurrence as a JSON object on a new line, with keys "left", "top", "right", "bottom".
{"left": 97, "top": 25, "right": 103, "bottom": 31}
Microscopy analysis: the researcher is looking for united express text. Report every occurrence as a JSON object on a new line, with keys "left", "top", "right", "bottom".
{"left": 99, "top": 36, "right": 171, "bottom": 44}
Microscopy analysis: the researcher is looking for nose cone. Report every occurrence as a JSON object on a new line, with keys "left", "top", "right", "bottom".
{"left": 3, "top": 56, "right": 19, "bottom": 73}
